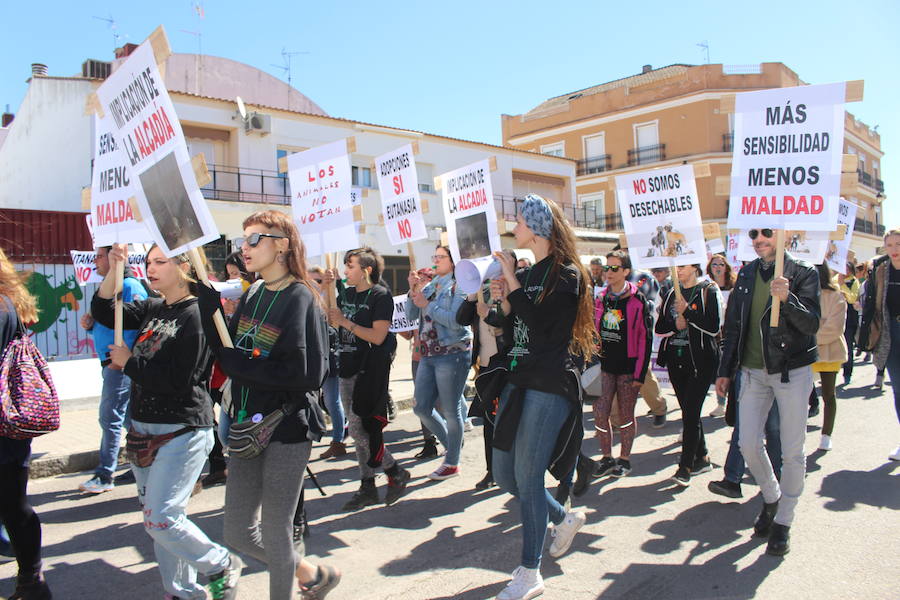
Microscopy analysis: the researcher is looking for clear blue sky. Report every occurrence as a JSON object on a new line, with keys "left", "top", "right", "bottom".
{"left": 3, "top": 0, "right": 898, "bottom": 224}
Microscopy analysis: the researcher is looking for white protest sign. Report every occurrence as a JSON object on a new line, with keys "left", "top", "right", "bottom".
{"left": 616, "top": 165, "right": 705, "bottom": 270}
{"left": 70, "top": 250, "right": 148, "bottom": 286}
{"left": 90, "top": 115, "right": 151, "bottom": 246}
{"left": 826, "top": 199, "right": 858, "bottom": 272}
{"left": 95, "top": 41, "right": 219, "bottom": 257}
{"left": 706, "top": 238, "right": 725, "bottom": 257}
{"left": 439, "top": 159, "right": 499, "bottom": 263}
{"left": 650, "top": 335, "right": 671, "bottom": 388}
{"left": 728, "top": 82, "right": 845, "bottom": 231}
{"left": 287, "top": 139, "right": 357, "bottom": 257}
{"left": 85, "top": 214, "right": 96, "bottom": 247}
{"left": 375, "top": 144, "right": 427, "bottom": 245}
{"left": 734, "top": 229, "right": 829, "bottom": 263}
{"left": 389, "top": 293, "right": 418, "bottom": 333}
{"left": 350, "top": 187, "right": 363, "bottom": 206}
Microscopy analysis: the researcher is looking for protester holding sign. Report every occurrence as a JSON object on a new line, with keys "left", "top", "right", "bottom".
{"left": 655, "top": 264, "right": 722, "bottom": 486}
{"left": 406, "top": 245, "right": 472, "bottom": 482}
{"left": 78, "top": 246, "right": 147, "bottom": 495}
{"left": 811, "top": 264, "right": 847, "bottom": 452}
{"left": 487, "top": 194, "right": 593, "bottom": 600}
{"left": 93, "top": 243, "right": 242, "bottom": 600}
{"left": 715, "top": 227, "right": 820, "bottom": 556}
{"left": 328, "top": 247, "right": 411, "bottom": 511}
{"left": 706, "top": 254, "right": 736, "bottom": 417}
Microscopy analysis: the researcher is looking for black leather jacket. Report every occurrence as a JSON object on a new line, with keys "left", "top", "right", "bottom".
{"left": 718, "top": 254, "right": 820, "bottom": 383}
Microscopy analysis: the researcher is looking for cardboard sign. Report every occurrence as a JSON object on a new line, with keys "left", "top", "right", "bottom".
{"left": 706, "top": 237, "right": 725, "bottom": 257}
{"left": 616, "top": 165, "right": 705, "bottom": 270}
{"left": 95, "top": 42, "right": 219, "bottom": 257}
{"left": 287, "top": 139, "right": 357, "bottom": 257}
{"left": 439, "top": 159, "right": 499, "bottom": 263}
{"left": 375, "top": 144, "right": 427, "bottom": 244}
{"left": 727, "top": 82, "right": 845, "bottom": 231}
{"left": 825, "top": 199, "right": 858, "bottom": 272}
{"left": 389, "top": 293, "right": 418, "bottom": 333}
{"left": 90, "top": 115, "right": 151, "bottom": 246}
{"left": 70, "top": 250, "right": 148, "bottom": 286}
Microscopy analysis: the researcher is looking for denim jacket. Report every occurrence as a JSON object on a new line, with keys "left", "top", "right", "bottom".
{"left": 406, "top": 273, "right": 472, "bottom": 347}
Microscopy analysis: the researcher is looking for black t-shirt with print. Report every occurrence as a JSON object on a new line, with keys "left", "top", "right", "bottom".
{"left": 599, "top": 292, "right": 635, "bottom": 375}
{"left": 888, "top": 265, "right": 900, "bottom": 318}
{"left": 338, "top": 284, "right": 396, "bottom": 378}
{"left": 664, "top": 284, "right": 699, "bottom": 367}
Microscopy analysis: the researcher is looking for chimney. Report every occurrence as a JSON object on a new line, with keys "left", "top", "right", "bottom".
{"left": 31, "top": 63, "right": 48, "bottom": 76}
{"left": 1, "top": 113, "right": 13, "bottom": 127}
{"left": 115, "top": 43, "right": 139, "bottom": 59}
{"left": 642, "top": 64, "right": 653, "bottom": 74}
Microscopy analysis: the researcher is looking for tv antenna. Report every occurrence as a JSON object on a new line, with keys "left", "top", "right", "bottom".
{"left": 697, "top": 40, "right": 710, "bottom": 64}
{"left": 93, "top": 14, "right": 127, "bottom": 49}
{"left": 181, "top": 30, "right": 204, "bottom": 95}
{"left": 271, "top": 48, "right": 309, "bottom": 110}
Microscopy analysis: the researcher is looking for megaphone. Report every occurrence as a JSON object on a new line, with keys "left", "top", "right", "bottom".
{"left": 455, "top": 256, "right": 502, "bottom": 294}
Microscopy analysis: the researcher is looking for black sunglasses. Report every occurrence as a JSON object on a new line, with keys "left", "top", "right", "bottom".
{"left": 603, "top": 265, "right": 624, "bottom": 272}
{"left": 245, "top": 232, "right": 286, "bottom": 247}
{"left": 748, "top": 228, "right": 774, "bottom": 240}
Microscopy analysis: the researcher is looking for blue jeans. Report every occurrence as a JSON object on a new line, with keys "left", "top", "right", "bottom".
{"left": 218, "top": 405, "right": 232, "bottom": 449}
{"left": 97, "top": 366, "right": 132, "bottom": 480}
{"left": 884, "top": 320, "right": 900, "bottom": 424}
{"left": 724, "top": 371, "right": 782, "bottom": 484}
{"left": 412, "top": 351, "right": 471, "bottom": 466}
{"left": 492, "top": 385, "right": 569, "bottom": 569}
{"left": 131, "top": 421, "right": 229, "bottom": 599}
{"left": 323, "top": 375, "right": 345, "bottom": 443}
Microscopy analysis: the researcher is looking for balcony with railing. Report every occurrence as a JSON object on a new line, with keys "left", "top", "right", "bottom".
{"left": 201, "top": 164, "right": 290, "bottom": 205}
{"left": 723, "top": 133, "right": 734, "bottom": 153}
{"left": 576, "top": 154, "right": 612, "bottom": 176}
{"left": 627, "top": 144, "right": 666, "bottom": 166}
{"left": 858, "top": 169, "right": 873, "bottom": 189}
{"left": 854, "top": 219, "right": 885, "bottom": 236}
{"left": 876, "top": 178, "right": 885, "bottom": 193}
{"left": 494, "top": 195, "right": 623, "bottom": 232}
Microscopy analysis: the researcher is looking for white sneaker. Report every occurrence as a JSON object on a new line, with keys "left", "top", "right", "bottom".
{"left": 548, "top": 510, "right": 586, "bottom": 558}
{"left": 709, "top": 404, "right": 726, "bottom": 417}
{"left": 818, "top": 434, "right": 832, "bottom": 451}
{"left": 874, "top": 374, "right": 884, "bottom": 390}
{"left": 79, "top": 475, "right": 114, "bottom": 494}
{"left": 889, "top": 445, "right": 900, "bottom": 461}
{"left": 496, "top": 566, "right": 544, "bottom": 600}
{"left": 464, "top": 418, "right": 474, "bottom": 432}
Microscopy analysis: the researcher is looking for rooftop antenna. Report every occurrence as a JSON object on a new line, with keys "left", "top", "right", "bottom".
{"left": 270, "top": 48, "right": 309, "bottom": 110}
{"left": 93, "top": 14, "right": 127, "bottom": 49}
{"left": 697, "top": 40, "right": 710, "bottom": 64}
{"left": 181, "top": 30, "right": 203, "bottom": 95}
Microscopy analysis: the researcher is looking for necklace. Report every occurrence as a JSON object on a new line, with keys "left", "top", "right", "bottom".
{"left": 509, "top": 263, "right": 551, "bottom": 371}
{"left": 165, "top": 292, "right": 193, "bottom": 305}
{"left": 236, "top": 286, "right": 285, "bottom": 423}
{"left": 264, "top": 272, "right": 293, "bottom": 290}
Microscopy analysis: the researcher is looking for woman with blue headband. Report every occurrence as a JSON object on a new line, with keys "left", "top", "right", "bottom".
{"left": 489, "top": 194, "right": 597, "bottom": 600}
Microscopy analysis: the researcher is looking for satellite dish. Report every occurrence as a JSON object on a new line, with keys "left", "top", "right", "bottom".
{"left": 236, "top": 96, "right": 247, "bottom": 121}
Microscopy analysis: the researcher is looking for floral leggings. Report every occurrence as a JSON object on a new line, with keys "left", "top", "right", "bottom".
{"left": 593, "top": 372, "right": 640, "bottom": 457}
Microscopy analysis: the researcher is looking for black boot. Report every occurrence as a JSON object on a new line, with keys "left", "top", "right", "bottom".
{"left": 766, "top": 523, "right": 791, "bottom": 556}
{"left": 10, "top": 574, "right": 52, "bottom": 600}
{"left": 573, "top": 455, "right": 596, "bottom": 497}
{"left": 342, "top": 478, "right": 379, "bottom": 512}
{"left": 475, "top": 472, "right": 495, "bottom": 490}
{"left": 384, "top": 467, "right": 411, "bottom": 505}
{"left": 414, "top": 441, "right": 439, "bottom": 460}
{"left": 753, "top": 499, "right": 779, "bottom": 537}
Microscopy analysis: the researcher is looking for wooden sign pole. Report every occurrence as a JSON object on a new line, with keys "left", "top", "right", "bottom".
{"left": 407, "top": 242, "right": 417, "bottom": 272}
{"left": 669, "top": 262, "right": 683, "bottom": 302}
{"left": 113, "top": 256, "right": 126, "bottom": 346}
{"left": 187, "top": 248, "right": 234, "bottom": 348}
{"left": 324, "top": 253, "right": 337, "bottom": 311}
{"left": 770, "top": 230, "right": 786, "bottom": 327}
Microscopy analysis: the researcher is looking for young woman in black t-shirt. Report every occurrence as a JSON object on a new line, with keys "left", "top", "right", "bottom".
{"left": 327, "top": 247, "right": 411, "bottom": 512}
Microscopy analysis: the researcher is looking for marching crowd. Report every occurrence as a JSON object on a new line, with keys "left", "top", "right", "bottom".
{"left": 1, "top": 194, "right": 899, "bottom": 600}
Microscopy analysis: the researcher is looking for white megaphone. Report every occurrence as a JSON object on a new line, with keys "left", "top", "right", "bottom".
{"left": 455, "top": 256, "right": 503, "bottom": 294}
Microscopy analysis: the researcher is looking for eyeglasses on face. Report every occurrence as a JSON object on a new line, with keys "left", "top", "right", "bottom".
{"left": 748, "top": 228, "right": 774, "bottom": 240}
{"left": 603, "top": 265, "right": 624, "bottom": 272}
{"left": 431, "top": 254, "right": 450, "bottom": 262}
{"left": 245, "top": 232, "right": 286, "bottom": 247}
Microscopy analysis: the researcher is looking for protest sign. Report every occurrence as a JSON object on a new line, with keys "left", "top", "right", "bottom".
{"left": 286, "top": 139, "right": 357, "bottom": 257}
{"left": 389, "top": 294, "right": 418, "bottom": 333}
{"left": 85, "top": 214, "right": 96, "bottom": 247}
{"left": 616, "top": 164, "right": 705, "bottom": 270}
{"left": 704, "top": 223, "right": 725, "bottom": 257}
{"left": 70, "top": 250, "right": 148, "bottom": 286}
{"left": 733, "top": 229, "right": 828, "bottom": 264}
{"left": 375, "top": 144, "right": 427, "bottom": 246}
{"left": 727, "top": 82, "right": 845, "bottom": 232}
{"left": 825, "top": 199, "right": 858, "bottom": 272}
{"left": 439, "top": 159, "right": 499, "bottom": 263}
{"left": 650, "top": 336, "right": 671, "bottom": 388}
{"left": 350, "top": 187, "right": 363, "bottom": 206}
{"left": 89, "top": 115, "right": 151, "bottom": 246}
{"left": 94, "top": 38, "right": 219, "bottom": 257}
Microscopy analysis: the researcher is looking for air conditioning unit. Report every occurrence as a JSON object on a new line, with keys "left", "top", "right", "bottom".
{"left": 244, "top": 112, "right": 271, "bottom": 136}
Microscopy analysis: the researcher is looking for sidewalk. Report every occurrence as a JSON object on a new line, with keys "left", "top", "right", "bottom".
{"left": 30, "top": 339, "right": 419, "bottom": 478}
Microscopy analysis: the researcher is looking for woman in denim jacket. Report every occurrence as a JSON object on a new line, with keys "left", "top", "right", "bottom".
{"left": 406, "top": 245, "right": 472, "bottom": 481}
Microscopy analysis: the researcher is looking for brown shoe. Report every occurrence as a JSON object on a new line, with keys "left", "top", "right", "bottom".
{"left": 319, "top": 441, "right": 347, "bottom": 460}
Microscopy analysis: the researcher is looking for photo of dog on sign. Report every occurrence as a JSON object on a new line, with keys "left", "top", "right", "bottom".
{"left": 646, "top": 223, "right": 693, "bottom": 258}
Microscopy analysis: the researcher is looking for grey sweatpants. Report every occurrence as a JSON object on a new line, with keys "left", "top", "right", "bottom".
{"left": 340, "top": 374, "right": 396, "bottom": 479}
{"left": 224, "top": 441, "right": 310, "bottom": 600}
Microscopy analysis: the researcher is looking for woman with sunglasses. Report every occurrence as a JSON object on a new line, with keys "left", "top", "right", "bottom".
{"left": 198, "top": 211, "right": 340, "bottom": 600}
{"left": 593, "top": 251, "right": 653, "bottom": 480}
{"left": 706, "top": 254, "right": 735, "bottom": 417}
{"left": 407, "top": 245, "right": 472, "bottom": 481}
{"left": 656, "top": 264, "right": 723, "bottom": 485}
{"left": 327, "top": 247, "right": 411, "bottom": 511}
{"left": 488, "top": 194, "right": 594, "bottom": 600}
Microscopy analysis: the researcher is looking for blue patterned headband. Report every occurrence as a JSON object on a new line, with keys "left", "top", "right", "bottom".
{"left": 520, "top": 194, "right": 553, "bottom": 240}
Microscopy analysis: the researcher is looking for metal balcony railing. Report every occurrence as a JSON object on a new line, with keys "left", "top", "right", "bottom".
{"left": 876, "top": 178, "right": 885, "bottom": 193}
{"left": 855, "top": 219, "right": 876, "bottom": 235}
{"left": 723, "top": 133, "right": 734, "bottom": 153}
{"left": 627, "top": 144, "right": 666, "bottom": 166}
{"left": 858, "top": 169, "right": 874, "bottom": 188}
{"left": 494, "top": 195, "right": 623, "bottom": 232}
{"left": 576, "top": 155, "right": 612, "bottom": 176}
{"left": 202, "top": 164, "right": 290, "bottom": 205}
{"left": 877, "top": 224, "right": 886, "bottom": 236}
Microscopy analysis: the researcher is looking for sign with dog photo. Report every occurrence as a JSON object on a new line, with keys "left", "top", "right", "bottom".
{"left": 615, "top": 164, "right": 705, "bottom": 270}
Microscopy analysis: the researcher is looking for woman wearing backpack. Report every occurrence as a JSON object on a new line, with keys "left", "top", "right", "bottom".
{"left": 655, "top": 264, "right": 723, "bottom": 486}
{"left": 0, "top": 247, "right": 52, "bottom": 600}
{"left": 94, "top": 243, "right": 242, "bottom": 600}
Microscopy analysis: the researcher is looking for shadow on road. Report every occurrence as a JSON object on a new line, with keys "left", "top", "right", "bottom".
{"left": 817, "top": 461, "right": 900, "bottom": 511}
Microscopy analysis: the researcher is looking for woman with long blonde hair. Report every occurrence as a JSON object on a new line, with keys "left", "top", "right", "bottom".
{"left": 489, "top": 194, "right": 595, "bottom": 600}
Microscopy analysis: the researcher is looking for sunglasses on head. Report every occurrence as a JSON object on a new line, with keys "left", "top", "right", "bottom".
{"left": 603, "top": 265, "right": 624, "bottom": 272}
{"left": 748, "top": 228, "right": 774, "bottom": 240}
{"left": 245, "top": 232, "right": 286, "bottom": 247}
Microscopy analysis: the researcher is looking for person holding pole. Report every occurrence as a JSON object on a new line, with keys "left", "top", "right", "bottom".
{"left": 406, "top": 245, "right": 472, "bottom": 481}
{"left": 655, "top": 264, "right": 722, "bottom": 486}
{"left": 94, "top": 243, "right": 242, "bottom": 600}
{"left": 715, "top": 227, "right": 820, "bottom": 557}
{"left": 488, "top": 194, "right": 593, "bottom": 600}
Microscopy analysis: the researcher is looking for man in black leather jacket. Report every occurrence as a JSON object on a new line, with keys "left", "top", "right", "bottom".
{"left": 714, "top": 228, "right": 820, "bottom": 557}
